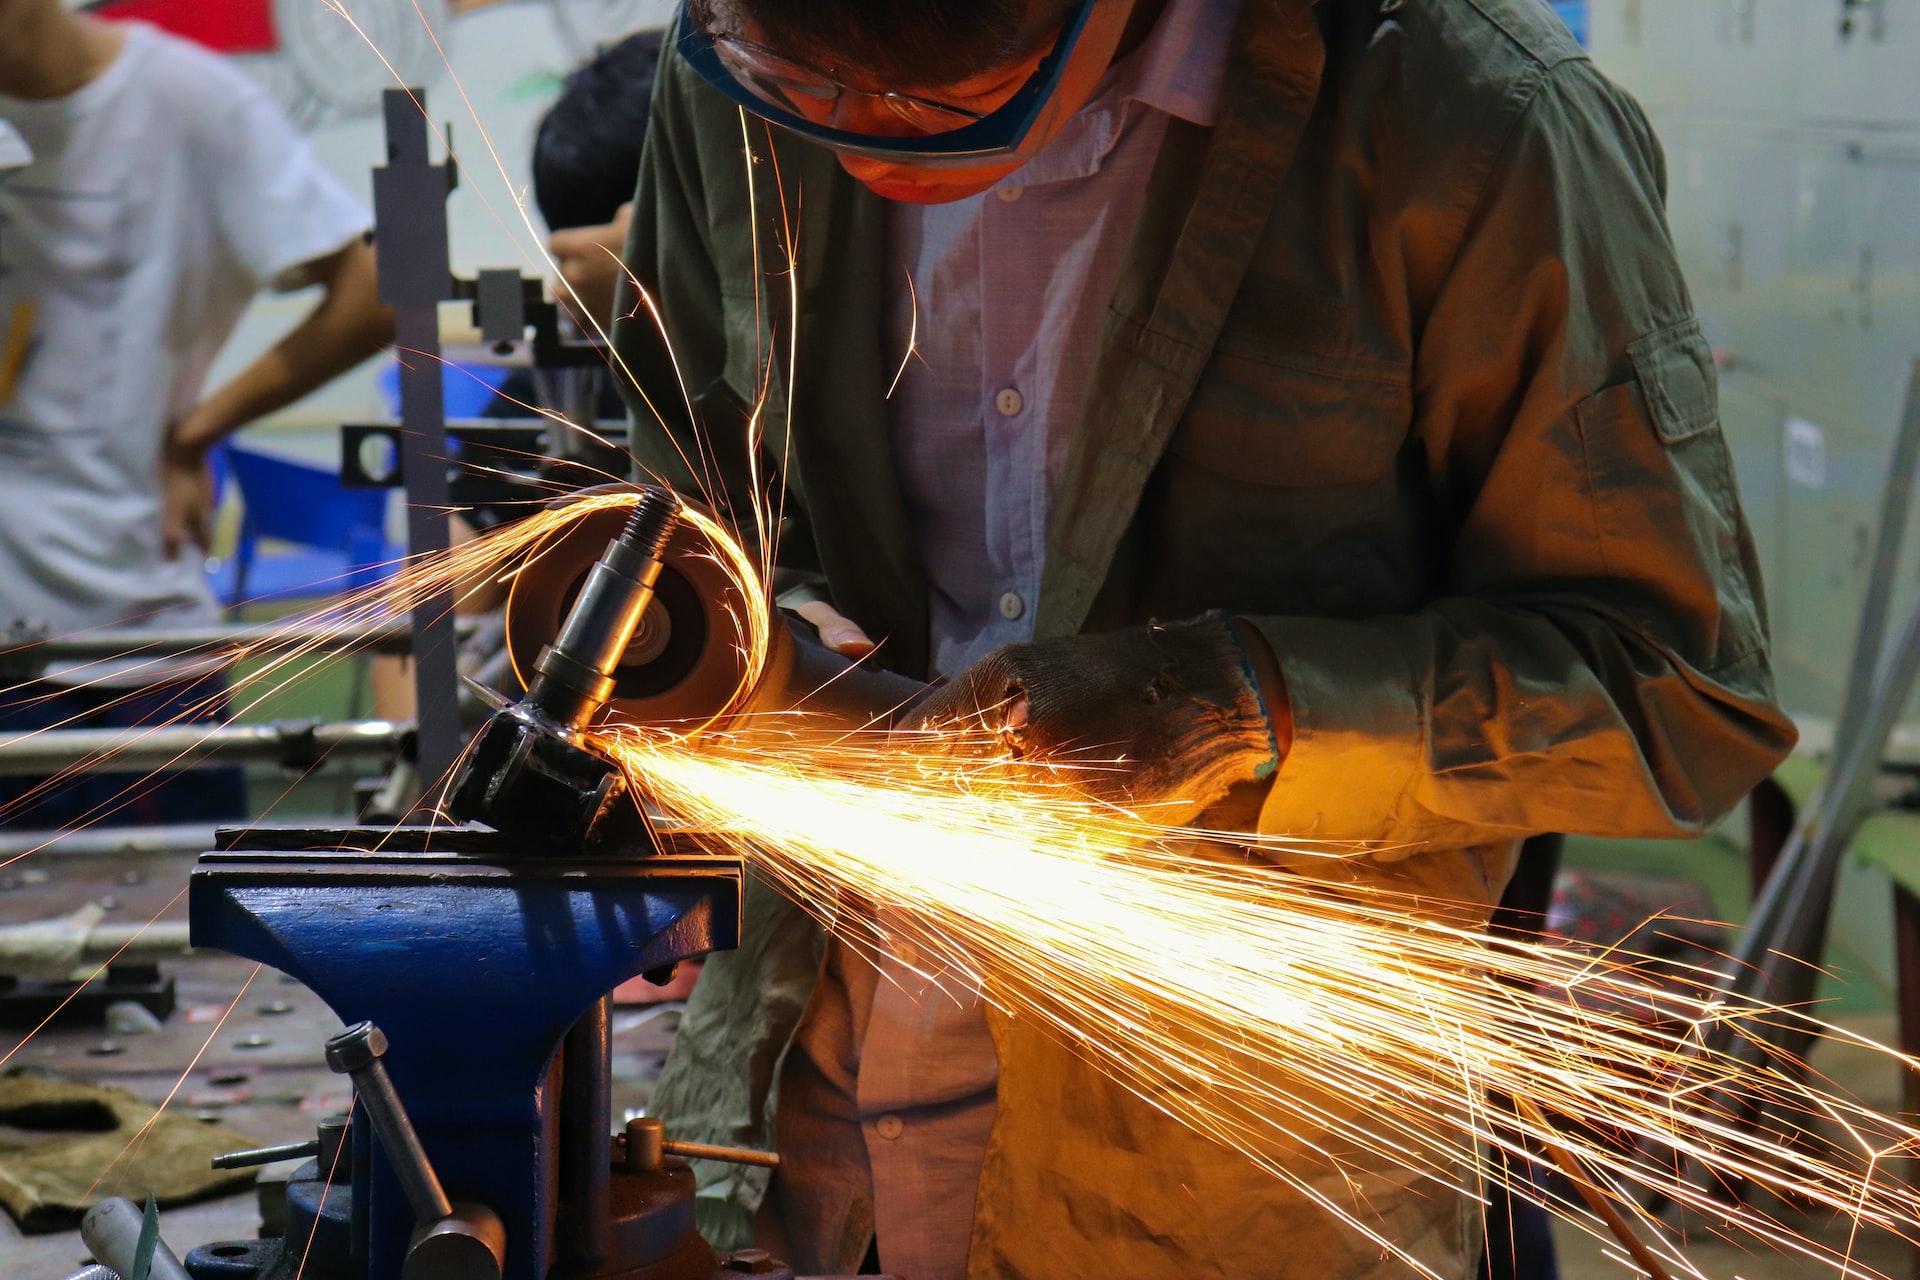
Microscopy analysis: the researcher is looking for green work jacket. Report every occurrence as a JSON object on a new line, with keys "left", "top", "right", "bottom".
{"left": 613, "top": 0, "right": 1798, "bottom": 1274}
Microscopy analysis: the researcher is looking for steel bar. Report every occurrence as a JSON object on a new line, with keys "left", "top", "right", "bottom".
{"left": 1513, "top": 1096, "right": 1673, "bottom": 1280}
{"left": 211, "top": 1139, "right": 322, "bottom": 1170}
{"left": 374, "top": 88, "right": 462, "bottom": 792}
{"left": 1748, "top": 590, "right": 1920, "bottom": 1004}
{"left": 0, "top": 621, "right": 448, "bottom": 666}
{"left": 0, "top": 719, "right": 410, "bottom": 777}
{"left": 0, "top": 822, "right": 217, "bottom": 859}
{"left": 80, "top": 1197, "right": 191, "bottom": 1280}
{"left": 659, "top": 1138, "right": 781, "bottom": 1168}
{"left": 326, "top": 1022, "right": 454, "bottom": 1225}
{"left": 1710, "top": 357, "right": 1920, "bottom": 1032}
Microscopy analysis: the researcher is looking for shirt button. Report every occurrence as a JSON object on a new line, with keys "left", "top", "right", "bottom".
{"left": 995, "top": 184, "right": 1022, "bottom": 202}
{"left": 875, "top": 1114, "right": 905, "bottom": 1141}
{"left": 998, "top": 591, "right": 1025, "bottom": 620}
{"left": 994, "top": 387, "right": 1024, "bottom": 417}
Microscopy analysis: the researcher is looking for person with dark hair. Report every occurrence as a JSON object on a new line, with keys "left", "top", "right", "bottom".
{"left": 535, "top": 28, "right": 665, "bottom": 330}
{"left": 613, "top": 1, "right": 1797, "bottom": 1277}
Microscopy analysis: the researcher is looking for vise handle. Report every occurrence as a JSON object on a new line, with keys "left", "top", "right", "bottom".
{"left": 327, "top": 1021, "right": 508, "bottom": 1280}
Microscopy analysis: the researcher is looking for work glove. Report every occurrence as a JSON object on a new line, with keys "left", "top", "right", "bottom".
{"left": 904, "top": 612, "right": 1283, "bottom": 820}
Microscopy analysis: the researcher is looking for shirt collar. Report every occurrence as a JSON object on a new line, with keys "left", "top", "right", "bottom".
{"left": 993, "top": 0, "right": 1242, "bottom": 190}
{"left": 1121, "top": 0, "right": 1243, "bottom": 128}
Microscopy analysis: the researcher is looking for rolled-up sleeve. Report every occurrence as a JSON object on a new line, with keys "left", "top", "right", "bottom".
{"left": 1253, "top": 57, "right": 1796, "bottom": 848}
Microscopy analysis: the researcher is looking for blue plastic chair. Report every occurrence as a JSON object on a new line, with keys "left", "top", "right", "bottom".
{"left": 207, "top": 442, "right": 403, "bottom": 614}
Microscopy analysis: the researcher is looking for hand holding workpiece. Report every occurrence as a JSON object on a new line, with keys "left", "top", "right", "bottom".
{"left": 905, "top": 612, "right": 1283, "bottom": 821}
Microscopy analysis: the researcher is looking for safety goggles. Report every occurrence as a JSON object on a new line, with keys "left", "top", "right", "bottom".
{"left": 675, "top": 0, "right": 1136, "bottom": 167}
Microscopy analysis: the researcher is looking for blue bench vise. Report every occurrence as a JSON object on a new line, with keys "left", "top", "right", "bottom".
{"left": 182, "top": 824, "right": 772, "bottom": 1280}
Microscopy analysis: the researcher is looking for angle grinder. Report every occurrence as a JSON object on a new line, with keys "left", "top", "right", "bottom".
{"left": 447, "top": 485, "right": 923, "bottom": 851}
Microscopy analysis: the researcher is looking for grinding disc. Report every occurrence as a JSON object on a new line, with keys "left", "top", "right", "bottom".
{"left": 501, "top": 500, "right": 757, "bottom": 729}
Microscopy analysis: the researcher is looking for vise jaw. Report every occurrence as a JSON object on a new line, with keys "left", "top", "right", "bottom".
{"left": 187, "top": 825, "right": 741, "bottom": 1280}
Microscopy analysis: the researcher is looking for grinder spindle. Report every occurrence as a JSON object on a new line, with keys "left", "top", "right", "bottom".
{"left": 523, "top": 488, "right": 682, "bottom": 730}
{"left": 446, "top": 487, "right": 682, "bottom": 852}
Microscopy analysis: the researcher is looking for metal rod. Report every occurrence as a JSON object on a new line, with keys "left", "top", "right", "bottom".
{"left": 0, "top": 823, "right": 218, "bottom": 859}
{"left": 0, "top": 621, "right": 457, "bottom": 665}
{"left": 660, "top": 1138, "right": 781, "bottom": 1168}
{"left": 1718, "top": 587, "right": 1920, "bottom": 1029}
{"left": 1833, "top": 358, "right": 1920, "bottom": 774}
{"left": 0, "top": 719, "right": 410, "bottom": 777}
{"left": 80, "top": 1197, "right": 192, "bottom": 1280}
{"left": 212, "top": 1139, "right": 322, "bottom": 1170}
{"left": 1720, "top": 355, "right": 1920, "bottom": 1013}
{"left": 1511, "top": 1095, "right": 1673, "bottom": 1280}
{"left": 326, "top": 1021, "right": 454, "bottom": 1225}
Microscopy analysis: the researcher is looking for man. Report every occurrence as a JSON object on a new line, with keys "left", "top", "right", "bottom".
{"left": 613, "top": 1, "right": 1798, "bottom": 1277}
{"left": 0, "top": 0, "right": 391, "bottom": 825}
{"left": 537, "top": 28, "right": 665, "bottom": 336}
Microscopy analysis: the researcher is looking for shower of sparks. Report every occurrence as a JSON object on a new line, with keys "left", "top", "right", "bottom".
{"left": 22, "top": 481, "right": 1919, "bottom": 1279}
{"left": 595, "top": 717, "right": 1920, "bottom": 1280}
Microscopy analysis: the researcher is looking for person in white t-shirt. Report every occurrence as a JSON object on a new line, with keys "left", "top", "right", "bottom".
{"left": 0, "top": 0, "right": 393, "bottom": 827}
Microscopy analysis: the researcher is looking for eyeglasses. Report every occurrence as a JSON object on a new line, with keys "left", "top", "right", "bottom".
{"left": 675, "top": 0, "right": 1136, "bottom": 167}
{"left": 708, "top": 32, "right": 990, "bottom": 135}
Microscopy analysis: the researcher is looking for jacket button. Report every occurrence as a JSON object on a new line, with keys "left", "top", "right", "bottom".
{"left": 994, "top": 387, "right": 1024, "bottom": 417}
{"left": 875, "top": 1114, "right": 905, "bottom": 1141}
{"left": 995, "top": 185, "right": 1023, "bottom": 202}
{"left": 998, "top": 591, "right": 1025, "bottom": 620}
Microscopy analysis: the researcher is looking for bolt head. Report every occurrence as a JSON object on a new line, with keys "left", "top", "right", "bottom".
{"left": 325, "top": 1021, "right": 387, "bottom": 1074}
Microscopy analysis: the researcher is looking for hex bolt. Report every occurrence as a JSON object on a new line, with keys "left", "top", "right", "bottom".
{"left": 324, "top": 1021, "right": 453, "bottom": 1223}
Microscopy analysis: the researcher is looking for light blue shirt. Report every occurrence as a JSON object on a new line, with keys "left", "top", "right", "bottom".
{"left": 886, "top": 0, "right": 1240, "bottom": 678}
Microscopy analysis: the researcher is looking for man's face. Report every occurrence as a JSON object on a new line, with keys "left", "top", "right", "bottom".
{"left": 719, "top": 0, "right": 1121, "bottom": 204}
{"left": 789, "top": 34, "right": 1062, "bottom": 203}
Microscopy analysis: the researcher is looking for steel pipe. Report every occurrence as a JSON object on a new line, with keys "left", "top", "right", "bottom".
{"left": 0, "top": 823, "right": 217, "bottom": 859}
{"left": 0, "top": 719, "right": 411, "bottom": 777}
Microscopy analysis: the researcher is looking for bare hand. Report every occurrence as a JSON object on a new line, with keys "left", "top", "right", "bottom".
{"left": 795, "top": 600, "right": 876, "bottom": 659}
{"left": 549, "top": 202, "right": 633, "bottom": 334}
{"left": 160, "top": 436, "right": 215, "bottom": 560}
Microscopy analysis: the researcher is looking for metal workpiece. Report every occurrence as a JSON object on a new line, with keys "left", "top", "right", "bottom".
{"left": 80, "top": 1196, "right": 192, "bottom": 1280}
{"left": 0, "top": 718, "right": 412, "bottom": 778}
{"left": 447, "top": 705, "right": 639, "bottom": 855}
{"left": 447, "top": 488, "right": 683, "bottom": 853}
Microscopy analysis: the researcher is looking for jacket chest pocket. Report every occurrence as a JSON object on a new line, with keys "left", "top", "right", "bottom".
{"left": 1170, "top": 289, "right": 1412, "bottom": 486}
